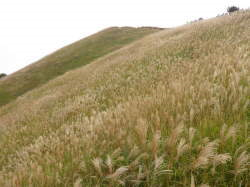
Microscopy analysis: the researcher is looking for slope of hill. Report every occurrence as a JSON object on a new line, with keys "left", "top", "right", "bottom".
{"left": 0, "top": 27, "right": 162, "bottom": 106}
{"left": 0, "top": 11, "right": 249, "bottom": 186}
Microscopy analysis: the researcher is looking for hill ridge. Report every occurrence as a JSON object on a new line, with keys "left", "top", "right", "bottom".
{"left": 0, "top": 10, "right": 249, "bottom": 186}
{"left": 0, "top": 26, "right": 162, "bottom": 106}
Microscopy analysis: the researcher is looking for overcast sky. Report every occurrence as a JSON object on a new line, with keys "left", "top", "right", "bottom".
{"left": 0, "top": 0, "right": 249, "bottom": 74}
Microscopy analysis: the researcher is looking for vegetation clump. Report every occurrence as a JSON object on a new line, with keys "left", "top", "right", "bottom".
{"left": 227, "top": 6, "right": 240, "bottom": 13}
{"left": 0, "top": 73, "right": 6, "bottom": 79}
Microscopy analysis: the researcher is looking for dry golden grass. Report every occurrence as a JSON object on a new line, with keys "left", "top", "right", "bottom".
{"left": 0, "top": 10, "right": 249, "bottom": 186}
{"left": 0, "top": 27, "right": 161, "bottom": 107}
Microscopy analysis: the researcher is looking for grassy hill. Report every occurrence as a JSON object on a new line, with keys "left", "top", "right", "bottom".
{"left": 0, "top": 27, "right": 162, "bottom": 106}
{"left": 0, "top": 11, "right": 249, "bottom": 186}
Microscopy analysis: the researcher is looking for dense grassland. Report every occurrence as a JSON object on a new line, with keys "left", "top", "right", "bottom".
{"left": 0, "top": 11, "right": 249, "bottom": 186}
{"left": 0, "top": 27, "right": 161, "bottom": 107}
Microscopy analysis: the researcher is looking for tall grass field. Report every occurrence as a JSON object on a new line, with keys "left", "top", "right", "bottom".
{"left": 0, "top": 11, "right": 249, "bottom": 186}
{"left": 0, "top": 27, "right": 161, "bottom": 107}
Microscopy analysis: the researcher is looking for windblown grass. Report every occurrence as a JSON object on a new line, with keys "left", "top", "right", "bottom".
{"left": 0, "top": 27, "right": 161, "bottom": 107}
{"left": 0, "top": 11, "right": 249, "bottom": 186}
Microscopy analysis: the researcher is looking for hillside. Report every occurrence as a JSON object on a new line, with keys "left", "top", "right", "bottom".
{"left": 0, "top": 11, "right": 249, "bottom": 186}
{"left": 0, "top": 27, "right": 162, "bottom": 106}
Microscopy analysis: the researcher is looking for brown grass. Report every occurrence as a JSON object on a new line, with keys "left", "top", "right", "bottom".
{"left": 0, "top": 10, "right": 249, "bottom": 186}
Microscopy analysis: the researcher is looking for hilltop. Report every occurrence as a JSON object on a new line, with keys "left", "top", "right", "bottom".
{"left": 0, "top": 11, "right": 249, "bottom": 186}
{"left": 0, "top": 27, "right": 162, "bottom": 106}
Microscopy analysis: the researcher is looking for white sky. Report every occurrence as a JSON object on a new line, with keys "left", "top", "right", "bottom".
{"left": 0, "top": 0, "right": 249, "bottom": 74}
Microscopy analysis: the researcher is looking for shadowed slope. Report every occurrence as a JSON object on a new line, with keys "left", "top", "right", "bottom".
{"left": 0, "top": 27, "right": 162, "bottom": 106}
